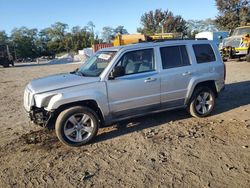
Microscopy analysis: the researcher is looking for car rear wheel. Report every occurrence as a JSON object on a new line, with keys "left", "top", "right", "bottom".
{"left": 55, "top": 106, "right": 99, "bottom": 147}
{"left": 188, "top": 86, "right": 215, "bottom": 118}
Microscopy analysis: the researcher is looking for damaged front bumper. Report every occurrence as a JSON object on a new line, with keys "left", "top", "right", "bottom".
{"left": 28, "top": 107, "right": 54, "bottom": 128}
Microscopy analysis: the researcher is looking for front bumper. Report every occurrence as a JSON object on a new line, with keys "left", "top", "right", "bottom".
{"left": 28, "top": 107, "right": 53, "bottom": 128}
{"left": 234, "top": 47, "right": 248, "bottom": 56}
{"left": 221, "top": 46, "right": 248, "bottom": 58}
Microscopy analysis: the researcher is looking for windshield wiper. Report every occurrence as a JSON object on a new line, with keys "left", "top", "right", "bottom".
{"left": 70, "top": 68, "right": 79, "bottom": 74}
{"left": 78, "top": 71, "right": 86, "bottom": 77}
{"left": 70, "top": 69, "right": 86, "bottom": 77}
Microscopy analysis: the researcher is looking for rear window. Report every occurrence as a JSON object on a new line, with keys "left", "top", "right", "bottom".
{"left": 193, "top": 44, "right": 216, "bottom": 63}
{"left": 160, "top": 45, "right": 190, "bottom": 69}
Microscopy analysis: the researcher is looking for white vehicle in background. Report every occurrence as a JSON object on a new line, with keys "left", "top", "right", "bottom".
{"left": 195, "top": 31, "right": 229, "bottom": 47}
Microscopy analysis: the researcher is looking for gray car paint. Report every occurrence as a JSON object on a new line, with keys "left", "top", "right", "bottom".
{"left": 24, "top": 40, "right": 225, "bottom": 124}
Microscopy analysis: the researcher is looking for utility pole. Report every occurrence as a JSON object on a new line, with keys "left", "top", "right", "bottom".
{"left": 160, "top": 20, "right": 165, "bottom": 34}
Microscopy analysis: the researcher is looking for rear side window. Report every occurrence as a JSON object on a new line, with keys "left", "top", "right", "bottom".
{"left": 160, "top": 45, "right": 190, "bottom": 69}
{"left": 193, "top": 44, "right": 216, "bottom": 63}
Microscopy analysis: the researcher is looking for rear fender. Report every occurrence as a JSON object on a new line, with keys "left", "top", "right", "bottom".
{"left": 185, "top": 73, "right": 220, "bottom": 105}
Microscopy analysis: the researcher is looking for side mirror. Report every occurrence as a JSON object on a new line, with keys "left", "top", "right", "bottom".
{"left": 109, "top": 66, "right": 125, "bottom": 79}
{"left": 218, "top": 35, "right": 222, "bottom": 39}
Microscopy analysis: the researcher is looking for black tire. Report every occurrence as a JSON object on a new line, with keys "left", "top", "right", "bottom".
{"left": 55, "top": 106, "right": 99, "bottom": 147}
{"left": 2, "top": 60, "right": 9, "bottom": 68}
{"left": 187, "top": 86, "right": 216, "bottom": 118}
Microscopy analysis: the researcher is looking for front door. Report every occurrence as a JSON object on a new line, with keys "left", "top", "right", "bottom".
{"left": 106, "top": 48, "right": 161, "bottom": 119}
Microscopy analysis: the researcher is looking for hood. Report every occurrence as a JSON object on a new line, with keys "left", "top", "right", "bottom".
{"left": 28, "top": 73, "right": 100, "bottom": 93}
{"left": 223, "top": 36, "right": 242, "bottom": 48}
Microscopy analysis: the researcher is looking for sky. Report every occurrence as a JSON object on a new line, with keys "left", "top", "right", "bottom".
{"left": 0, "top": 0, "right": 218, "bottom": 35}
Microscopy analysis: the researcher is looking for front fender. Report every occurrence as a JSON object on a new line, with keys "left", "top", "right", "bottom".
{"left": 46, "top": 83, "right": 109, "bottom": 118}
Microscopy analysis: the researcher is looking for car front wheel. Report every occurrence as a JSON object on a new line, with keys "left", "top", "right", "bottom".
{"left": 188, "top": 86, "right": 216, "bottom": 118}
{"left": 55, "top": 106, "right": 99, "bottom": 147}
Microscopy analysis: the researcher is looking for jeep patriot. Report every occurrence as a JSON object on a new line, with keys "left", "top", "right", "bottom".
{"left": 24, "top": 40, "right": 225, "bottom": 147}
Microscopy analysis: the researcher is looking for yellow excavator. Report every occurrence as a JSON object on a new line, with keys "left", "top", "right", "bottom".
{"left": 92, "top": 33, "right": 183, "bottom": 52}
{"left": 113, "top": 33, "right": 183, "bottom": 46}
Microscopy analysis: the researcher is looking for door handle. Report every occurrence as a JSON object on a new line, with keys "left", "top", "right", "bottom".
{"left": 144, "top": 77, "right": 157, "bottom": 83}
{"left": 182, "top": 71, "right": 192, "bottom": 76}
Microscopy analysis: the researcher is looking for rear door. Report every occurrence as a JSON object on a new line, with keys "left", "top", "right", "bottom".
{"left": 159, "top": 45, "right": 193, "bottom": 108}
{"left": 106, "top": 48, "right": 161, "bottom": 119}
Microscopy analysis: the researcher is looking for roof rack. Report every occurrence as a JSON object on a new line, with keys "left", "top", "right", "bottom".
{"left": 151, "top": 38, "right": 208, "bottom": 43}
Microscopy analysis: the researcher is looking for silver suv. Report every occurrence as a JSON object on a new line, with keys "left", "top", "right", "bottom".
{"left": 24, "top": 40, "right": 225, "bottom": 147}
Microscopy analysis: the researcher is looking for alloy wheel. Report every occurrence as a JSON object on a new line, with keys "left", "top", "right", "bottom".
{"left": 195, "top": 92, "right": 213, "bottom": 114}
{"left": 63, "top": 113, "right": 94, "bottom": 142}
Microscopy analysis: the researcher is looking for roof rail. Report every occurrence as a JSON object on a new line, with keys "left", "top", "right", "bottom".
{"left": 151, "top": 38, "right": 208, "bottom": 43}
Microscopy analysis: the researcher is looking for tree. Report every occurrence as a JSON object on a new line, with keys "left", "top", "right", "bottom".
{"left": 36, "top": 28, "right": 52, "bottom": 56}
{"left": 101, "top": 26, "right": 114, "bottom": 43}
{"left": 11, "top": 27, "right": 38, "bottom": 58}
{"left": 4, "top": 21, "right": 96, "bottom": 59}
{"left": 114, "top": 26, "right": 128, "bottom": 35}
{"left": 69, "top": 26, "right": 92, "bottom": 52}
{"left": 44, "top": 23, "right": 93, "bottom": 55}
{"left": 100, "top": 25, "right": 128, "bottom": 43}
{"left": 48, "top": 22, "right": 68, "bottom": 40}
{"left": 0, "top": 31, "right": 8, "bottom": 45}
{"left": 215, "top": 0, "right": 250, "bottom": 30}
{"left": 186, "top": 19, "right": 219, "bottom": 38}
{"left": 137, "top": 9, "right": 187, "bottom": 35}
{"left": 87, "top": 21, "right": 95, "bottom": 45}
{"left": 46, "top": 22, "right": 69, "bottom": 53}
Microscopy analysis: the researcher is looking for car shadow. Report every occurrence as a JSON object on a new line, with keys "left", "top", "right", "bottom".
{"left": 215, "top": 80, "right": 250, "bottom": 114}
{"left": 93, "top": 80, "right": 250, "bottom": 144}
{"left": 94, "top": 109, "right": 190, "bottom": 144}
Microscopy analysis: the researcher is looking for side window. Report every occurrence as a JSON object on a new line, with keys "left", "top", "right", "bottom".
{"left": 193, "top": 44, "right": 216, "bottom": 63}
{"left": 118, "top": 49, "right": 155, "bottom": 75}
{"left": 160, "top": 45, "right": 190, "bottom": 69}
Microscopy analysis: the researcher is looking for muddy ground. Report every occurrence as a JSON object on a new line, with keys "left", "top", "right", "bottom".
{"left": 0, "top": 61, "right": 250, "bottom": 188}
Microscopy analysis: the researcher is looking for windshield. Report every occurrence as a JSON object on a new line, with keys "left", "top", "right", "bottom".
{"left": 232, "top": 27, "right": 250, "bottom": 36}
{"left": 77, "top": 51, "right": 116, "bottom": 77}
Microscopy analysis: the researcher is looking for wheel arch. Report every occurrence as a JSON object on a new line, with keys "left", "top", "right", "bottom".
{"left": 185, "top": 80, "right": 218, "bottom": 105}
{"left": 47, "top": 99, "right": 105, "bottom": 129}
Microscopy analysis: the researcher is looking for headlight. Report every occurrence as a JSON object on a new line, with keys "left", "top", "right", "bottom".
{"left": 34, "top": 93, "right": 58, "bottom": 108}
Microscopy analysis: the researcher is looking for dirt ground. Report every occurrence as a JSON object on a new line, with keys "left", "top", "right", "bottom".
{"left": 0, "top": 61, "right": 250, "bottom": 188}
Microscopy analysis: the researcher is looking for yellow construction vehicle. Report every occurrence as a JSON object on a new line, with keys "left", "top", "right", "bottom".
{"left": 220, "top": 26, "right": 250, "bottom": 62}
{"left": 113, "top": 34, "right": 145, "bottom": 46}
{"left": 113, "top": 33, "right": 183, "bottom": 46}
